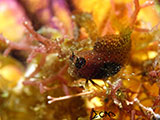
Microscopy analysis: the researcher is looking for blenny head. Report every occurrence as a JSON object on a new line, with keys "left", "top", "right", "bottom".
{"left": 69, "top": 51, "right": 86, "bottom": 70}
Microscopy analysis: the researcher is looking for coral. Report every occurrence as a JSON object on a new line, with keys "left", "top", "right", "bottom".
{"left": 1, "top": 0, "right": 160, "bottom": 120}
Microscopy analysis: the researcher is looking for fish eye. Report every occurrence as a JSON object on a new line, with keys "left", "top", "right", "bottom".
{"left": 75, "top": 57, "right": 86, "bottom": 69}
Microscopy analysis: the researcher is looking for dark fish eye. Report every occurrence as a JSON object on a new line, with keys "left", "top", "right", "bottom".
{"left": 75, "top": 57, "right": 86, "bottom": 69}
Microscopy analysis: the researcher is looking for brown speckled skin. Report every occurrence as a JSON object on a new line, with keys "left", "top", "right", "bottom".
{"left": 70, "top": 13, "right": 132, "bottom": 80}
{"left": 94, "top": 29, "right": 132, "bottom": 65}
{"left": 71, "top": 28, "right": 132, "bottom": 80}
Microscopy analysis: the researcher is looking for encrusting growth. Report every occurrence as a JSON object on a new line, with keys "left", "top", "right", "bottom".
{"left": 1, "top": 1, "right": 159, "bottom": 119}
